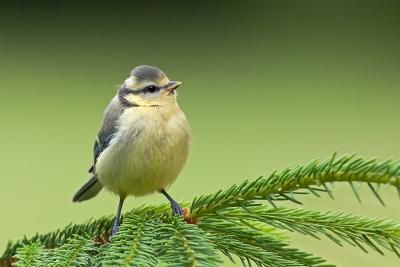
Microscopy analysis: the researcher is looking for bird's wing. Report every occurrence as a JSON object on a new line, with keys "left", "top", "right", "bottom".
{"left": 73, "top": 96, "right": 126, "bottom": 203}
{"left": 89, "top": 126, "right": 117, "bottom": 173}
{"left": 89, "top": 96, "right": 125, "bottom": 174}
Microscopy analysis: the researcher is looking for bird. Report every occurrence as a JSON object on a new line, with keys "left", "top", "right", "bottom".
{"left": 72, "top": 65, "right": 191, "bottom": 236}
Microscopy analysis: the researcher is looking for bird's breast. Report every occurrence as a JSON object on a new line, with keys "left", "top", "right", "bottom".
{"left": 95, "top": 106, "right": 191, "bottom": 197}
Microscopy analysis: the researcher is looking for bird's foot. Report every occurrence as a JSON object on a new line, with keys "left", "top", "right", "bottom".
{"left": 160, "top": 189, "right": 184, "bottom": 217}
{"left": 170, "top": 199, "right": 184, "bottom": 216}
{"left": 112, "top": 217, "right": 119, "bottom": 236}
{"left": 111, "top": 197, "right": 125, "bottom": 237}
{"left": 112, "top": 225, "right": 119, "bottom": 237}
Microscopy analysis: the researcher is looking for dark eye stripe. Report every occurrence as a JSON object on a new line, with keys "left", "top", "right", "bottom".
{"left": 122, "top": 84, "right": 162, "bottom": 94}
{"left": 117, "top": 86, "right": 138, "bottom": 107}
{"left": 117, "top": 84, "right": 163, "bottom": 106}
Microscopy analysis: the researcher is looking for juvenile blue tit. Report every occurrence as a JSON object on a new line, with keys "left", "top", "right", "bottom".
{"left": 73, "top": 65, "right": 191, "bottom": 236}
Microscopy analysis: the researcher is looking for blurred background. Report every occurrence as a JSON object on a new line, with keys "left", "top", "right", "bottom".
{"left": 1, "top": 1, "right": 400, "bottom": 266}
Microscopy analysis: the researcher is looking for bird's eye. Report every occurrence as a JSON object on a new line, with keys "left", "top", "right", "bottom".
{"left": 147, "top": 85, "right": 158, "bottom": 93}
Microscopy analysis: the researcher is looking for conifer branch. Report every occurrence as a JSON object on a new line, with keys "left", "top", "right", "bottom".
{"left": 43, "top": 234, "right": 97, "bottom": 267}
{"left": 11, "top": 242, "right": 46, "bottom": 267}
{"left": 201, "top": 205, "right": 400, "bottom": 256}
{"left": 154, "top": 216, "right": 221, "bottom": 267}
{"left": 11, "top": 235, "right": 97, "bottom": 267}
{"left": 190, "top": 152, "right": 400, "bottom": 217}
{"left": 201, "top": 218, "right": 326, "bottom": 266}
{"left": 3, "top": 153, "right": 400, "bottom": 267}
{"left": 97, "top": 215, "right": 159, "bottom": 266}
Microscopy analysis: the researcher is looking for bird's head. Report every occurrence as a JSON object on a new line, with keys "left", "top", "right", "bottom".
{"left": 118, "top": 65, "right": 182, "bottom": 107}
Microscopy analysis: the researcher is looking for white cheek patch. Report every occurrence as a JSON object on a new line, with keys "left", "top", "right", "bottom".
{"left": 125, "top": 77, "right": 135, "bottom": 89}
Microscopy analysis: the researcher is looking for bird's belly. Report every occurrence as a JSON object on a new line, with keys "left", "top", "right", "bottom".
{"left": 95, "top": 116, "right": 190, "bottom": 197}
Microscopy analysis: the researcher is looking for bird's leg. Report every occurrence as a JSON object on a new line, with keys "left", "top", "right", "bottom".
{"left": 112, "top": 197, "right": 125, "bottom": 236}
{"left": 160, "top": 189, "right": 183, "bottom": 216}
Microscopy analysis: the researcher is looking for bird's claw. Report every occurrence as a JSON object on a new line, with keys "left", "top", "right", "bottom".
{"left": 112, "top": 215, "right": 120, "bottom": 237}
{"left": 170, "top": 200, "right": 184, "bottom": 216}
{"left": 112, "top": 225, "right": 119, "bottom": 237}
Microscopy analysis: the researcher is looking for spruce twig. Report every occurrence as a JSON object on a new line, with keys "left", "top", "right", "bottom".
{"left": 3, "top": 153, "right": 400, "bottom": 267}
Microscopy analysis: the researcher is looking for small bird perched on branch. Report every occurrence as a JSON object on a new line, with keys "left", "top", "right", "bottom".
{"left": 73, "top": 65, "right": 191, "bottom": 236}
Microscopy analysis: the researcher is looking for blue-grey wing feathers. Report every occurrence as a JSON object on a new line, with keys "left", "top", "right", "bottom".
{"left": 73, "top": 96, "right": 126, "bottom": 202}
{"left": 89, "top": 96, "right": 125, "bottom": 174}
{"left": 89, "top": 131, "right": 116, "bottom": 173}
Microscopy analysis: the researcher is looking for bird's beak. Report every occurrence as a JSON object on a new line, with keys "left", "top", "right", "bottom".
{"left": 165, "top": 81, "right": 182, "bottom": 93}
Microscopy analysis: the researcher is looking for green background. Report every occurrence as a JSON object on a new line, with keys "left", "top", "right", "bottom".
{"left": 1, "top": 1, "right": 400, "bottom": 266}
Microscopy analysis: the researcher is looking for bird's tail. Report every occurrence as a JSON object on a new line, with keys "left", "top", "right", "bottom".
{"left": 72, "top": 176, "right": 103, "bottom": 202}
